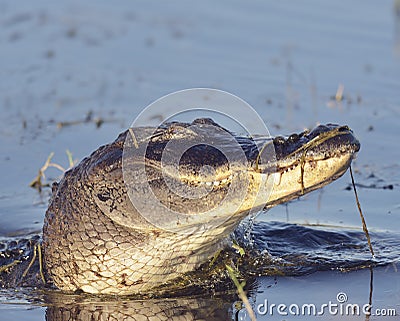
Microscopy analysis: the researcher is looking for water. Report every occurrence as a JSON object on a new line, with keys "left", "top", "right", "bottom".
{"left": 0, "top": 0, "right": 399, "bottom": 320}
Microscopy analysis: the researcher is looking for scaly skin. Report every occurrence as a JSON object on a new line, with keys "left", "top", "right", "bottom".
{"left": 42, "top": 119, "right": 359, "bottom": 295}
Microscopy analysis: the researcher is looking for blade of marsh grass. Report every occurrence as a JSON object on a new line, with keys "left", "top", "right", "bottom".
{"left": 226, "top": 264, "right": 257, "bottom": 321}
{"left": 350, "top": 166, "right": 375, "bottom": 258}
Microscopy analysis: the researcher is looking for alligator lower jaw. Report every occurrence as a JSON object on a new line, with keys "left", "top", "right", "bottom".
{"left": 265, "top": 151, "right": 355, "bottom": 207}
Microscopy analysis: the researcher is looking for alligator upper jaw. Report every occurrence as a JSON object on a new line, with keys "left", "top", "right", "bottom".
{"left": 162, "top": 123, "right": 361, "bottom": 214}
{"left": 262, "top": 150, "right": 356, "bottom": 208}
{"left": 254, "top": 124, "right": 360, "bottom": 208}
{"left": 162, "top": 123, "right": 360, "bottom": 198}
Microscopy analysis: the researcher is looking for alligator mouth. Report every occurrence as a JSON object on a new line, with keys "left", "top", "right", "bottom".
{"left": 256, "top": 124, "right": 360, "bottom": 207}
{"left": 179, "top": 174, "right": 233, "bottom": 188}
{"left": 138, "top": 122, "right": 360, "bottom": 212}
{"left": 180, "top": 124, "right": 360, "bottom": 200}
{"left": 125, "top": 121, "right": 360, "bottom": 221}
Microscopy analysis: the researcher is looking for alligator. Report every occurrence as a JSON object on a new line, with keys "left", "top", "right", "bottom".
{"left": 0, "top": 118, "right": 360, "bottom": 295}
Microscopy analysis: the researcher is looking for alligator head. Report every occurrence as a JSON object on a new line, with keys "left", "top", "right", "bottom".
{"left": 119, "top": 118, "right": 360, "bottom": 232}
{"left": 43, "top": 118, "right": 360, "bottom": 294}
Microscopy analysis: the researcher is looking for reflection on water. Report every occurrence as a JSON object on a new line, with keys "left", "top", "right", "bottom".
{"left": 235, "top": 265, "right": 400, "bottom": 321}
{"left": 1, "top": 265, "right": 399, "bottom": 321}
{"left": 43, "top": 292, "right": 231, "bottom": 321}
{"left": 1, "top": 221, "right": 399, "bottom": 320}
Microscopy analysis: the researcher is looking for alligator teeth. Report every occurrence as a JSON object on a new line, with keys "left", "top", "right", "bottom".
{"left": 275, "top": 172, "right": 282, "bottom": 185}
{"left": 181, "top": 174, "right": 233, "bottom": 187}
{"left": 308, "top": 160, "right": 317, "bottom": 169}
{"left": 283, "top": 164, "right": 297, "bottom": 173}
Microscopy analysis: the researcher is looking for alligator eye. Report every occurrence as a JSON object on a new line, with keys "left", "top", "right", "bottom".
{"left": 338, "top": 125, "right": 350, "bottom": 132}
{"left": 273, "top": 136, "right": 286, "bottom": 145}
{"left": 287, "top": 133, "right": 299, "bottom": 143}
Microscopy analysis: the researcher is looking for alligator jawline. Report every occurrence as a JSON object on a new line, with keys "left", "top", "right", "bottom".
{"left": 266, "top": 151, "right": 355, "bottom": 207}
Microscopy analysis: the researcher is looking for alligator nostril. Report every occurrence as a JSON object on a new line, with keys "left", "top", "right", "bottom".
{"left": 273, "top": 136, "right": 286, "bottom": 145}
{"left": 287, "top": 133, "right": 299, "bottom": 143}
{"left": 299, "top": 129, "right": 310, "bottom": 138}
{"left": 338, "top": 125, "right": 350, "bottom": 132}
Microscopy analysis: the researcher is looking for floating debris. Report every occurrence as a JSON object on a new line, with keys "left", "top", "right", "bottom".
{"left": 56, "top": 110, "right": 118, "bottom": 129}
{"left": 29, "top": 151, "right": 75, "bottom": 192}
{"left": 335, "top": 83, "right": 344, "bottom": 102}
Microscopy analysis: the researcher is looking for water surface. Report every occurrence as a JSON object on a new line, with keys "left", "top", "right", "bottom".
{"left": 0, "top": 1, "right": 399, "bottom": 320}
